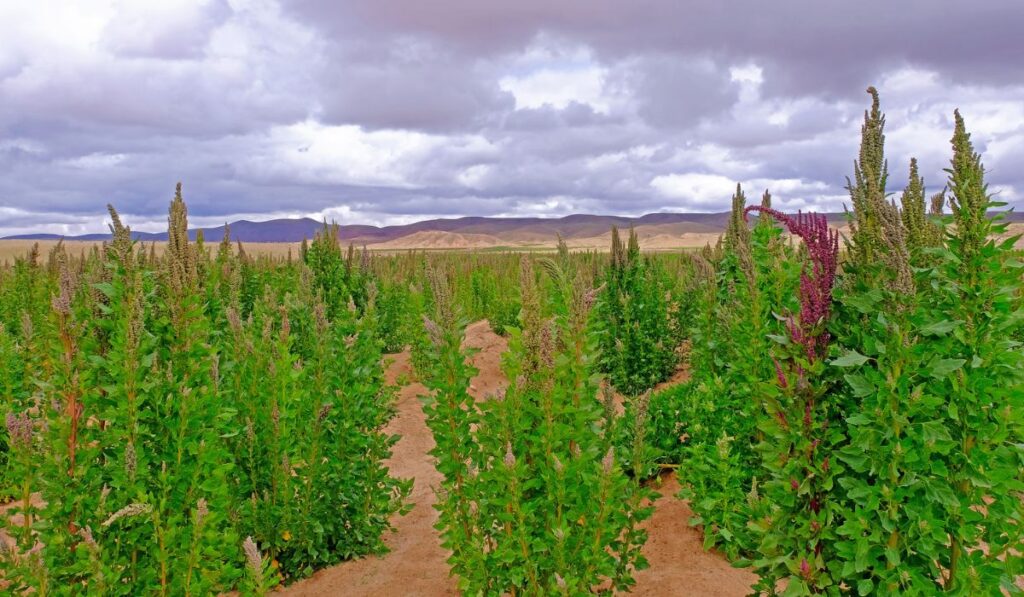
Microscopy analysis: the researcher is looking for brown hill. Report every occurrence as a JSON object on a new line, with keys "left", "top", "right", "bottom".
{"left": 370, "top": 230, "right": 508, "bottom": 250}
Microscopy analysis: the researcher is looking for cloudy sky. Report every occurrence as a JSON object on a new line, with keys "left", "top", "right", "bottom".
{"left": 2, "top": 0, "right": 1022, "bottom": 236}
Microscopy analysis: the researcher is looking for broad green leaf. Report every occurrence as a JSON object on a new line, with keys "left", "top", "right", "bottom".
{"left": 921, "top": 421, "right": 953, "bottom": 444}
{"left": 844, "top": 374, "right": 873, "bottom": 397}
{"left": 919, "top": 319, "right": 958, "bottom": 336}
{"left": 832, "top": 350, "right": 869, "bottom": 367}
{"left": 929, "top": 358, "right": 965, "bottom": 378}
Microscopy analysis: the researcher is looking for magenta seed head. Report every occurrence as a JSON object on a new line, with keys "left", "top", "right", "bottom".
{"left": 773, "top": 357, "right": 787, "bottom": 389}
{"left": 745, "top": 206, "right": 838, "bottom": 362}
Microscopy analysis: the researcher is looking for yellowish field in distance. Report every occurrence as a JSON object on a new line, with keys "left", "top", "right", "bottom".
{"left": 3, "top": 222, "right": 1022, "bottom": 265}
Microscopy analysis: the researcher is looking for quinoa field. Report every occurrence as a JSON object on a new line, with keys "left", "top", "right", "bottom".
{"left": 1, "top": 91, "right": 1022, "bottom": 596}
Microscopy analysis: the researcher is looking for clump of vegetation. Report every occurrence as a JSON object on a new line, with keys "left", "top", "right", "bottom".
{"left": 825, "top": 101, "right": 1024, "bottom": 594}
{"left": 593, "top": 226, "right": 680, "bottom": 396}
{"left": 0, "top": 186, "right": 409, "bottom": 593}
{"left": 421, "top": 248, "right": 655, "bottom": 594}
{"left": 664, "top": 185, "right": 800, "bottom": 559}
{"left": 647, "top": 87, "right": 1023, "bottom": 595}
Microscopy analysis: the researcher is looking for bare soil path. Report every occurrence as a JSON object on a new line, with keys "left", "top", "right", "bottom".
{"left": 281, "top": 321, "right": 755, "bottom": 596}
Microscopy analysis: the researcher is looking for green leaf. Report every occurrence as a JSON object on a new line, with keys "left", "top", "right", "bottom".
{"left": 846, "top": 413, "right": 872, "bottom": 425}
{"left": 858, "top": 578, "right": 874, "bottom": 595}
{"left": 921, "top": 421, "right": 953, "bottom": 444}
{"left": 855, "top": 537, "right": 870, "bottom": 571}
{"left": 925, "top": 482, "right": 959, "bottom": 507}
{"left": 92, "top": 281, "right": 117, "bottom": 299}
{"left": 832, "top": 350, "right": 869, "bottom": 368}
{"left": 929, "top": 358, "right": 965, "bottom": 378}
{"left": 919, "top": 320, "right": 958, "bottom": 336}
{"left": 844, "top": 374, "right": 873, "bottom": 397}
{"left": 843, "top": 290, "right": 882, "bottom": 314}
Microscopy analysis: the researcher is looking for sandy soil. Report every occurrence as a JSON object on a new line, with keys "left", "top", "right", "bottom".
{"left": 280, "top": 321, "right": 755, "bottom": 596}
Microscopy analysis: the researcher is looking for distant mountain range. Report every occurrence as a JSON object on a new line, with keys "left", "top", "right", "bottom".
{"left": 0, "top": 212, "right": 814, "bottom": 243}
{"left": 6, "top": 211, "right": 1021, "bottom": 246}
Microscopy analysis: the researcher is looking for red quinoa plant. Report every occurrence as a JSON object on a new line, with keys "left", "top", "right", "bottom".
{"left": 743, "top": 205, "right": 842, "bottom": 594}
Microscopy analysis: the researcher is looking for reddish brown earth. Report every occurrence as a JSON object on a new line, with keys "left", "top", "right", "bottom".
{"left": 281, "top": 321, "right": 756, "bottom": 596}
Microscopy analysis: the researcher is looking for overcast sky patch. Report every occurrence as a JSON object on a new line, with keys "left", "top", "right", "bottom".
{"left": 1, "top": 0, "right": 1022, "bottom": 235}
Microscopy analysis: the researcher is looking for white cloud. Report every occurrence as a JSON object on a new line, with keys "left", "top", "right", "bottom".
{"left": 651, "top": 173, "right": 831, "bottom": 210}
{"left": 61, "top": 153, "right": 129, "bottom": 169}
{"left": 500, "top": 65, "right": 610, "bottom": 113}
{"left": 235, "top": 120, "right": 496, "bottom": 189}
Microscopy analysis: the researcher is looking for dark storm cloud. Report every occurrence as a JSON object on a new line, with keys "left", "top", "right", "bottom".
{"left": 1, "top": 0, "right": 1023, "bottom": 236}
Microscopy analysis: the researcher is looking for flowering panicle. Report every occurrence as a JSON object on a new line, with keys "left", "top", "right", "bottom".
{"left": 102, "top": 503, "right": 153, "bottom": 527}
{"left": 6, "top": 411, "right": 33, "bottom": 449}
{"left": 242, "top": 536, "right": 263, "bottom": 573}
{"left": 744, "top": 207, "right": 838, "bottom": 361}
{"left": 610, "top": 226, "right": 626, "bottom": 269}
{"left": 900, "top": 158, "right": 928, "bottom": 250}
{"left": 422, "top": 315, "right": 444, "bottom": 349}
{"left": 166, "top": 183, "right": 198, "bottom": 295}
{"left": 426, "top": 265, "right": 455, "bottom": 331}
{"left": 929, "top": 190, "right": 946, "bottom": 216}
{"left": 51, "top": 245, "right": 75, "bottom": 316}
{"left": 79, "top": 525, "right": 99, "bottom": 550}
{"left": 578, "top": 282, "right": 598, "bottom": 312}
{"left": 107, "top": 204, "right": 134, "bottom": 262}
{"left": 195, "top": 498, "right": 209, "bottom": 527}
{"left": 873, "top": 196, "right": 914, "bottom": 297}
{"left": 689, "top": 253, "right": 715, "bottom": 284}
{"left": 503, "top": 443, "right": 516, "bottom": 468}
{"left": 20, "top": 311, "right": 33, "bottom": 341}
{"left": 948, "top": 110, "right": 990, "bottom": 260}
{"left": 360, "top": 245, "right": 371, "bottom": 273}
{"left": 125, "top": 441, "right": 137, "bottom": 478}
{"left": 725, "top": 184, "right": 755, "bottom": 284}
{"left": 846, "top": 87, "right": 889, "bottom": 267}
{"left": 601, "top": 447, "right": 615, "bottom": 474}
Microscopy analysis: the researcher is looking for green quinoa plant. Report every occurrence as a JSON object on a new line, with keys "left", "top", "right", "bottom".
{"left": 0, "top": 321, "right": 24, "bottom": 497}
{"left": 832, "top": 110, "right": 1024, "bottom": 594}
{"left": 241, "top": 536, "right": 279, "bottom": 596}
{"left": 302, "top": 222, "right": 353, "bottom": 320}
{"left": 1, "top": 187, "right": 409, "bottom": 593}
{"left": 422, "top": 254, "right": 654, "bottom": 594}
{"left": 221, "top": 259, "right": 409, "bottom": 581}
{"left": 593, "top": 226, "right": 678, "bottom": 395}
{"left": 674, "top": 186, "right": 800, "bottom": 560}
